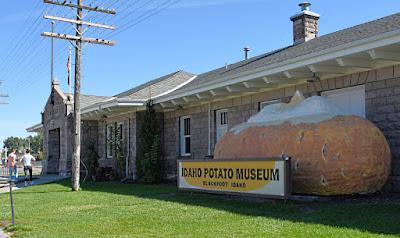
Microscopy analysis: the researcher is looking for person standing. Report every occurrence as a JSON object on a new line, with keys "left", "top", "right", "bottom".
{"left": 21, "top": 149, "right": 35, "bottom": 185}
{"left": 7, "top": 148, "right": 17, "bottom": 181}
{"left": 1, "top": 149, "right": 6, "bottom": 176}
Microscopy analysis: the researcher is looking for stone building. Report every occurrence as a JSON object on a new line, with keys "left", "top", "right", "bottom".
{"left": 36, "top": 80, "right": 111, "bottom": 175}
{"left": 32, "top": 71, "right": 195, "bottom": 178}
{"left": 30, "top": 4, "right": 400, "bottom": 191}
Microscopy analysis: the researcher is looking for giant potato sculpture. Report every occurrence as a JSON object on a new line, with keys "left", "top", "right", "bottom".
{"left": 214, "top": 92, "right": 391, "bottom": 195}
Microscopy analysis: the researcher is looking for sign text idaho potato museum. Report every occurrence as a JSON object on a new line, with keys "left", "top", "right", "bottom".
{"left": 178, "top": 158, "right": 291, "bottom": 199}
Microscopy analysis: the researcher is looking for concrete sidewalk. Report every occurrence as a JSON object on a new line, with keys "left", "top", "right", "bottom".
{"left": 0, "top": 175, "right": 69, "bottom": 194}
{"left": 0, "top": 229, "right": 8, "bottom": 238}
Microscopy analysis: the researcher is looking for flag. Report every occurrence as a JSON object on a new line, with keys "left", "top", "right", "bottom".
{"left": 67, "top": 47, "right": 73, "bottom": 99}
{"left": 67, "top": 54, "right": 71, "bottom": 84}
{"left": 67, "top": 52, "right": 71, "bottom": 86}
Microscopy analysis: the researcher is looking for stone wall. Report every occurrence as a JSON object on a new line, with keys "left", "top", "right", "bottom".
{"left": 42, "top": 82, "right": 73, "bottom": 175}
{"left": 97, "top": 112, "right": 136, "bottom": 179}
{"left": 365, "top": 66, "right": 400, "bottom": 192}
{"left": 80, "top": 120, "right": 99, "bottom": 171}
{"left": 162, "top": 65, "right": 400, "bottom": 192}
{"left": 164, "top": 104, "right": 212, "bottom": 176}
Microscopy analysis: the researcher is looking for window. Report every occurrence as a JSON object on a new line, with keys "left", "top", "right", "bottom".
{"left": 322, "top": 85, "right": 365, "bottom": 118}
{"left": 259, "top": 99, "right": 281, "bottom": 111}
{"left": 117, "top": 122, "right": 124, "bottom": 141}
{"left": 220, "top": 111, "right": 228, "bottom": 125}
{"left": 180, "top": 116, "right": 191, "bottom": 156}
{"left": 106, "top": 124, "right": 114, "bottom": 158}
{"left": 216, "top": 109, "right": 228, "bottom": 142}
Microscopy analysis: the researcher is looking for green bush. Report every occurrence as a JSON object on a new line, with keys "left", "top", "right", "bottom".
{"left": 137, "top": 100, "right": 163, "bottom": 184}
{"left": 85, "top": 141, "right": 100, "bottom": 180}
{"left": 107, "top": 124, "right": 126, "bottom": 180}
{"left": 36, "top": 151, "right": 45, "bottom": 161}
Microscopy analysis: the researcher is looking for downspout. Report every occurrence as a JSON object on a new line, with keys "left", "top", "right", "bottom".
{"left": 125, "top": 118, "right": 131, "bottom": 180}
{"left": 208, "top": 102, "right": 211, "bottom": 156}
{"left": 121, "top": 117, "right": 131, "bottom": 182}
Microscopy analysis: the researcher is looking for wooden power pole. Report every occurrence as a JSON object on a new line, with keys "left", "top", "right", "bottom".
{"left": 42, "top": 0, "right": 116, "bottom": 191}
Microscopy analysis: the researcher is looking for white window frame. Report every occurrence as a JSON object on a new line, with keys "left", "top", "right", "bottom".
{"left": 180, "top": 116, "right": 191, "bottom": 156}
{"left": 216, "top": 109, "right": 228, "bottom": 142}
{"left": 322, "top": 85, "right": 365, "bottom": 118}
{"left": 106, "top": 124, "right": 114, "bottom": 159}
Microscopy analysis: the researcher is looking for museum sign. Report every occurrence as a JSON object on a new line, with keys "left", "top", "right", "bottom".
{"left": 177, "top": 157, "right": 292, "bottom": 199}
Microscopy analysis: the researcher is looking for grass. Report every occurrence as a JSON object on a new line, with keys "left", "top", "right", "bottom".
{"left": 0, "top": 180, "right": 399, "bottom": 238}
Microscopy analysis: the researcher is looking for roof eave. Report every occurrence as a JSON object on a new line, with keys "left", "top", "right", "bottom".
{"left": 26, "top": 123, "right": 43, "bottom": 133}
{"left": 80, "top": 98, "right": 146, "bottom": 119}
{"left": 154, "top": 29, "right": 400, "bottom": 104}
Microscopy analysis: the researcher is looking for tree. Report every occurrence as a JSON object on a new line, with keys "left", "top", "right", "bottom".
{"left": 3, "top": 136, "right": 26, "bottom": 153}
{"left": 137, "top": 100, "right": 163, "bottom": 184}
{"left": 3, "top": 135, "right": 43, "bottom": 154}
{"left": 27, "top": 134, "right": 43, "bottom": 154}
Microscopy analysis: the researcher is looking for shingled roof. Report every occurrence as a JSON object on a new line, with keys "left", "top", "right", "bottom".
{"left": 65, "top": 93, "right": 113, "bottom": 108}
{"left": 115, "top": 70, "right": 195, "bottom": 100}
{"left": 164, "top": 12, "right": 400, "bottom": 97}
{"left": 80, "top": 95, "right": 113, "bottom": 109}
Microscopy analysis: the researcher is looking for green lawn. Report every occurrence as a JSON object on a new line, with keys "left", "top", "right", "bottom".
{"left": 0, "top": 180, "right": 399, "bottom": 238}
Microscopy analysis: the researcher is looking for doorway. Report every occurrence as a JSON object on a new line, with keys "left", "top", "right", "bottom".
{"left": 47, "top": 128, "right": 60, "bottom": 174}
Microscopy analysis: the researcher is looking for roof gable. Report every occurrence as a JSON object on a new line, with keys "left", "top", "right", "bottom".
{"left": 114, "top": 70, "right": 195, "bottom": 100}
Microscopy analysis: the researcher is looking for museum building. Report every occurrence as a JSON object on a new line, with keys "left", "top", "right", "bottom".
{"left": 28, "top": 3, "right": 400, "bottom": 192}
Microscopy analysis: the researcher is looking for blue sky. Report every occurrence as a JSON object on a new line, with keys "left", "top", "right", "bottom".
{"left": 0, "top": 0, "right": 399, "bottom": 147}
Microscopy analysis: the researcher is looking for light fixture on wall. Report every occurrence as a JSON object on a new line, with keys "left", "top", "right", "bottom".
{"left": 307, "top": 72, "right": 320, "bottom": 82}
{"left": 307, "top": 72, "right": 323, "bottom": 96}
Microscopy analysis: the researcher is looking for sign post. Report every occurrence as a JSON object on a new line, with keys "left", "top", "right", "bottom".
{"left": 178, "top": 157, "right": 291, "bottom": 199}
{"left": 9, "top": 180, "right": 15, "bottom": 226}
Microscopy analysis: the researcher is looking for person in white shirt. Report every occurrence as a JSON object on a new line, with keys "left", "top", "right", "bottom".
{"left": 21, "top": 149, "right": 35, "bottom": 185}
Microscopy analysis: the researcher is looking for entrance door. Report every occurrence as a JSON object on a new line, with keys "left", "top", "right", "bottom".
{"left": 216, "top": 109, "right": 228, "bottom": 142}
{"left": 47, "top": 128, "right": 60, "bottom": 174}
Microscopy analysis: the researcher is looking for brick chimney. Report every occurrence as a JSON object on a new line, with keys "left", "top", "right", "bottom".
{"left": 50, "top": 79, "right": 60, "bottom": 105}
{"left": 290, "top": 2, "right": 320, "bottom": 45}
{"left": 52, "top": 79, "right": 60, "bottom": 89}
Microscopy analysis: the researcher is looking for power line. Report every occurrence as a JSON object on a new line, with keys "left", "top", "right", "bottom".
{"left": 2, "top": 5, "right": 76, "bottom": 92}
{"left": 0, "top": 81, "right": 9, "bottom": 105}
{"left": 0, "top": 1, "right": 43, "bottom": 70}
{"left": 109, "top": 0, "right": 180, "bottom": 38}
{"left": 0, "top": 4, "right": 71, "bottom": 89}
{"left": 4, "top": 0, "right": 182, "bottom": 97}
{"left": 42, "top": 0, "right": 116, "bottom": 191}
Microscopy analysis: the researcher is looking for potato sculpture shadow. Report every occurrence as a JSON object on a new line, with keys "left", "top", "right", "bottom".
{"left": 214, "top": 92, "right": 391, "bottom": 195}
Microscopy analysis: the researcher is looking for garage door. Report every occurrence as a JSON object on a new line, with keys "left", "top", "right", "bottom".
{"left": 322, "top": 85, "right": 365, "bottom": 118}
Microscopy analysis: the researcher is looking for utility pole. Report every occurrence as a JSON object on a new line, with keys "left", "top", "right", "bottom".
{"left": 42, "top": 0, "right": 116, "bottom": 191}
{"left": 73, "top": 0, "right": 83, "bottom": 192}
{"left": 51, "top": 20, "right": 55, "bottom": 83}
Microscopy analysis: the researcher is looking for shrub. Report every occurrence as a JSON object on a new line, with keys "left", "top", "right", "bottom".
{"left": 137, "top": 100, "right": 163, "bottom": 184}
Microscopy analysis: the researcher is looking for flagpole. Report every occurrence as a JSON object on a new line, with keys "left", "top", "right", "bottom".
{"left": 68, "top": 46, "right": 72, "bottom": 99}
